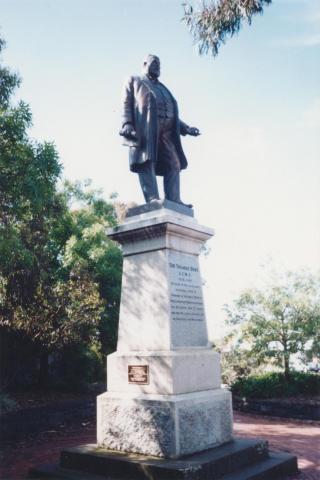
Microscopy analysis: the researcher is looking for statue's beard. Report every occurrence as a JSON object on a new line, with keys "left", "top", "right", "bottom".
{"left": 146, "top": 70, "right": 160, "bottom": 80}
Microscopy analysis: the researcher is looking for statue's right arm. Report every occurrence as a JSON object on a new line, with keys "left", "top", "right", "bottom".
{"left": 122, "top": 76, "right": 135, "bottom": 128}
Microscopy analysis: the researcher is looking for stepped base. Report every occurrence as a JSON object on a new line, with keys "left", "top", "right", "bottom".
{"left": 29, "top": 438, "right": 298, "bottom": 479}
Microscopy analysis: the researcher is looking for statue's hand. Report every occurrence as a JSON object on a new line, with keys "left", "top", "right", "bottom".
{"left": 187, "top": 126, "right": 201, "bottom": 136}
{"left": 119, "top": 123, "right": 137, "bottom": 140}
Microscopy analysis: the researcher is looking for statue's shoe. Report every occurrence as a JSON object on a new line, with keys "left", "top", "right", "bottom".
{"left": 176, "top": 200, "right": 193, "bottom": 209}
{"left": 147, "top": 198, "right": 193, "bottom": 209}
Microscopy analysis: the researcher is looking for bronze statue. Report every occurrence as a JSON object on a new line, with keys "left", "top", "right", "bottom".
{"left": 119, "top": 55, "right": 200, "bottom": 208}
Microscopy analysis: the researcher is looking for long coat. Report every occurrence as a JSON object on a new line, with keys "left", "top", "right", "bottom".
{"left": 121, "top": 75, "right": 189, "bottom": 176}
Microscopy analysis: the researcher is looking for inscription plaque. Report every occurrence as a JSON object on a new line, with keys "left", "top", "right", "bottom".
{"left": 128, "top": 365, "right": 149, "bottom": 385}
{"left": 169, "top": 253, "right": 205, "bottom": 322}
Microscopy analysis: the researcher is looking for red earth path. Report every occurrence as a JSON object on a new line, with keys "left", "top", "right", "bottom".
{"left": 0, "top": 412, "right": 319, "bottom": 480}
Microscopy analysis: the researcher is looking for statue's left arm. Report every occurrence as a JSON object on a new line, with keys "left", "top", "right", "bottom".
{"left": 121, "top": 76, "right": 138, "bottom": 129}
{"left": 179, "top": 120, "right": 200, "bottom": 136}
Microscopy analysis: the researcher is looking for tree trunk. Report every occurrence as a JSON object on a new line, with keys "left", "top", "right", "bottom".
{"left": 38, "top": 351, "right": 49, "bottom": 387}
{"left": 283, "top": 350, "right": 290, "bottom": 381}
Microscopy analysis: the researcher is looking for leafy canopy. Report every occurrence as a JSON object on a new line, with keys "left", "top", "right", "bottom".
{"left": 225, "top": 270, "right": 320, "bottom": 377}
{"left": 0, "top": 37, "right": 120, "bottom": 355}
{"left": 61, "top": 180, "right": 123, "bottom": 353}
{"left": 182, "top": 0, "right": 272, "bottom": 56}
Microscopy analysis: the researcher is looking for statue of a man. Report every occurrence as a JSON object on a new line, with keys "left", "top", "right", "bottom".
{"left": 120, "top": 54, "right": 200, "bottom": 208}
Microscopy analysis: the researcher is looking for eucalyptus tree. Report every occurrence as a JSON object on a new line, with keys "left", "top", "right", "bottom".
{"left": 182, "top": 0, "right": 272, "bottom": 56}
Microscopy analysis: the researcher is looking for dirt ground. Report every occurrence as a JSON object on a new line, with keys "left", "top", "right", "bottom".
{"left": 0, "top": 411, "right": 319, "bottom": 480}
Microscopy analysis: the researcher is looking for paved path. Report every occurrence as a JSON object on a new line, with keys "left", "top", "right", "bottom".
{"left": 0, "top": 412, "right": 319, "bottom": 479}
{"left": 233, "top": 411, "right": 320, "bottom": 479}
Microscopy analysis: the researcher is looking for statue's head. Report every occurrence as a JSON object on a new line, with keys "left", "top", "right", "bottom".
{"left": 143, "top": 54, "right": 160, "bottom": 79}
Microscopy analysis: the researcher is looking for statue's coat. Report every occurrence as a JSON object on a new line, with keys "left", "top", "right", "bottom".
{"left": 121, "top": 75, "right": 189, "bottom": 176}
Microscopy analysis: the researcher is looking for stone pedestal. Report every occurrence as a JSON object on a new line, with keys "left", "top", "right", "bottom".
{"left": 97, "top": 200, "right": 233, "bottom": 458}
{"left": 29, "top": 201, "right": 298, "bottom": 478}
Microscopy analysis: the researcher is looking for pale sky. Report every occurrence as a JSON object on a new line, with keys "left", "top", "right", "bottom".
{"left": 1, "top": 0, "right": 319, "bottom": 339}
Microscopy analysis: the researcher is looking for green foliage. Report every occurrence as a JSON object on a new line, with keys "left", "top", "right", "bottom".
{"left": 1, "top": 38, "right": 65, "bottom": 328}
{"left": 0, "top": 40, "right": 102, "bottom": 353}
{"left": 61, "top": 180, "right": 123, "bottom": 354}
{"left": 225, "top": 271, "right": 320, "bottom": 378}
{"left": 10, "top": 271, "right": 103, "bottom": 349}
{"left": 231, "top": 371, "right": 320, "bottom": 399}
{"left": 219, "top": 342, "right": 266, "bottom": 385}
{"left": 182, "top": 0, "right": 272, "bottom": 56}
{"left": 0, "top": 38, "right": 21, "bottom": 107}
{"left": 0, "top": 36, "right": 123, "bottom": 387}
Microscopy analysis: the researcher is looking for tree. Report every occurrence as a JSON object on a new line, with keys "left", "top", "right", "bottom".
{"left": 182, "top": 0, "right": 272, "bottom": 56}
{"left": 217, "top": 333, "right": 262, "bottom": 385}
{"left": 61, "top": 180, "right": 123, "bottom": 354}
{"left": 1, "top": 36, "right": 62, "bottom": 313}
{"left": 225, "top": 271, "right": 320, "bottom": 379}
{"left": 0, "top": 37, "right": 118, "bottom": 386}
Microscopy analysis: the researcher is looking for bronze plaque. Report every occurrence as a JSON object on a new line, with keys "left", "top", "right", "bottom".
{"left": 128, "top": 365, "right": 149, "bottom": 385}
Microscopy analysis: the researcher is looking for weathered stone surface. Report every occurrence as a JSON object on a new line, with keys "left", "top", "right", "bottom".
{"left": 97, "top": 389, "right": 233, "bottom": 458}
{"left": 178, "top": 396, "right": 233, "bottom": 454}
{"left": 97, "top": 394, "right": 175, "bottom": 457}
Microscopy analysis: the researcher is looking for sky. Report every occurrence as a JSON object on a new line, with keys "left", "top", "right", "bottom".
{"left": 1, "top": 0, "right": 319, "bottom": 339}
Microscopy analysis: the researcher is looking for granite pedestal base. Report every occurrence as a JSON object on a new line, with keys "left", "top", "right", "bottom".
{"left": 97, "top": 389, "right": 232, "bottom": 458}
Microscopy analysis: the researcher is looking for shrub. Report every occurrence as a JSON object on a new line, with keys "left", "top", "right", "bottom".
{"left": 231, "top": 371, "right": 320, "bottom": 399}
